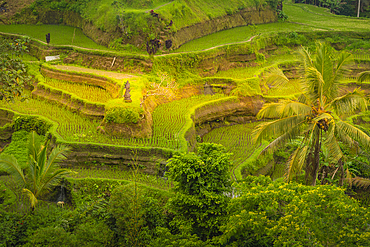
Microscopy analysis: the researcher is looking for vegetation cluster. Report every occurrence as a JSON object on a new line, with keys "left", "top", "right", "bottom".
{"left": 2, "top": 1, "right": 370, "bottom": 246}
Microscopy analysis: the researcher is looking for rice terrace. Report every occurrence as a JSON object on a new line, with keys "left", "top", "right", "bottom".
{"left": 2, "top": 0, "right": 370, "bottom": 245}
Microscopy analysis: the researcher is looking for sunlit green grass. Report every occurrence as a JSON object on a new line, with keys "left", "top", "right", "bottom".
{"left": 2, "top": 3, "right": 370, "bottom": 53}
{"left": 174, "top": 3, "right": 370, "bottom": 52}
{"left": 284, "top": 3, "right": 370, "bottom": 31}
{"left": 0, "top": 24, "right": 109, "bottom": 50}
{"left": 174, "top": 22, "right": 316, "bottom": 52}
{"left": 45, "top": 78, "right": 113, "bottom": 103}
{"left": 213, "top": 51, "right": 298, "bottom": 79}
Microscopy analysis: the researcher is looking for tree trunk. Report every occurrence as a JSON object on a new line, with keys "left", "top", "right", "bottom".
{"left": 311, "top": 128, "right": 321, "bottom": 186}
{"left": 357, "top": 0, "right": 361, "bottom": 18}
{"left": 338, "top": 159, "right": 344, "bottom": 186}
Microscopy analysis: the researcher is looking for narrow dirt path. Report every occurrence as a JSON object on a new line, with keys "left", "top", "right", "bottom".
{"left": 145, "top": 1, "right": 174, "bottom": 13}
{"left": 157, "top": 35, "right": 259, "bottom": 57}
{"left": 52, "top": 65, "right": 137, "bottom": 80}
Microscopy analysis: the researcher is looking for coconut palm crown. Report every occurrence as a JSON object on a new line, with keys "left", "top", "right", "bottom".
{"left": 0, "top": 131, "right": 70, "bottom": 209}
{"left": 252, "top": 42, "right": 370, "bottom": 186}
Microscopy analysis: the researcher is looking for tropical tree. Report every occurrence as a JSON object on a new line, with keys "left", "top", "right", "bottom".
{"left": 0, "top": 131, "right": 70, "bottom": 210}
{"left": 166, "top": 143, "right": 232, "bottom": 240}
{"left": 252, "top": 42, "right": 370, "bottom": 186}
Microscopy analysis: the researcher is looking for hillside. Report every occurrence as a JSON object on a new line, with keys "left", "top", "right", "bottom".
{"left": 0, "top": 0, "right": 278, "bottom": 51}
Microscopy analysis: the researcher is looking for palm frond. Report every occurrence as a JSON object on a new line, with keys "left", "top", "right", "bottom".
{"left": 252, "top": 115, "right": 306, "bottom": 144}
{"left": 357, "top": 71, "right": 370, "bottom": 83}
{"left": 325, "top": 51, "right": 352, "bottom": 99}
{"left": 263, "top": 67, "right": 290, "bottom": 88}
{"left": 312, "top": 112, "right": 333, "bottom": 123}
{"left": 256, "top": 102, "right": 284, "bottom": 119}
{"left": 336, "top": 120, "right": 370, "bottom": 150}
{"left": 285, "top": 145, "right": 309, "bottom": 182}
{"left": 323, "top": 121, "right": 343, "bottom": 163}
{"left": 37, "top": 145, "right": 48, "bottom": 178}
{"left": 23, "top": 188, "right": 38, "bottom": 209}
{"left": 304, "top": 66, "right": 325, "bottom": 105}
{"left": 40, "top": 145, "right": 70, "bottom": 183}
{"left": 280, "top": 101, "right": 312, "bottom": 117}
{"left": 38, "top": 169, "right": 71, "bottom": 195}
{"left": 328, "top": 88, "right": 367, "bottom": 117}
{"left": 352, "top": 176, "right": 370, "bottom": 189}
{"left": 260, "top": 122, "right": 311, "bottom": 155}
{"left": 256, "top": 100, "right": 311, "bottom": 119}
{"left": 313, "top": 43, "right": 333, "bottom": 89}
{"left": 28, "top": 131, "right": 42, "bottom": 161}
{"left": 0, "top": 154, "right": 26, "bottom": 187}
{"left": 298, "top": 46, "right": 314, "bottom": 71}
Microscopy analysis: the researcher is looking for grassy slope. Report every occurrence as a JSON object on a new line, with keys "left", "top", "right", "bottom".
{"left": 3, "top": 3, "right": 370, "bottom": 54}
{"left": 0, "top": 25, "right": 108, "bottom": 50}
{"left": 284, "top": 3, "right": 370, "bottom": 31}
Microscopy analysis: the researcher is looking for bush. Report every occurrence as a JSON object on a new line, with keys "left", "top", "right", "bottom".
{"left": 220, "top": 176, "right": 370, "bottom": 246}
{"left": 27, "top": 226, "right": 76, "bottom": 247}
{"left": 109, "top": 183, "right": 169, "bottom": 246}
{"left": 105, "top": 107, "right": 143, "bottom": 124}
{"left": 13, "top": 116, "right": 52, "bottom": 135}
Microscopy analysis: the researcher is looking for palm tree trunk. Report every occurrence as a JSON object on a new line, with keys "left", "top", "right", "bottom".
{"left": 357, "top": 0, "right": 361, "bottom": 18}
{"left": 311, "top": 128, "right": 321, "bottom": 186}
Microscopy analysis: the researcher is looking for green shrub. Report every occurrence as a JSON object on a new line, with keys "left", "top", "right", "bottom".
{"left": 65, "top": 178, "right": 130, "bottom": 207}
{"left": 74, "top": 221, "right": 114, "bottom": 247}
{"left": 105, "top": 106, "right": 144, "bottom": 124}
{"left": 220, "top": 176, "right": 370, "bottom": 246}
{"left": 0, "top": 212, "right": 27, "bottom": 246}
{"left": 27, "top": 226, "right": 76, "bottom": 247}
{"left": 0, "top": 130, "right": 43, "bottom": 170}
{"left": 13, "top": 115, "right": 52, "bottom": 135}
{"left": 109, "top": 183, "right": 170, "bottom": 246}
{"left": 0, "top": 182, "right": 16, "bottom": 210}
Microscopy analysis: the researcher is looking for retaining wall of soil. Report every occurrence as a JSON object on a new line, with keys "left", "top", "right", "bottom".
{"left": 31, "top": 83, "right": 106, "bottom": 119}
{"left": 184, "top": 96, "right": 264, "bottom": 151}
{"left": 169, "top": 7, "right": 277, "bottom": 50}
{"left": 40, "top": 67, "right": 121, "bottom": 97}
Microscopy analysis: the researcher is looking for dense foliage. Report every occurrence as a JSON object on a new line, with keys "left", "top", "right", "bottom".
{"left": 166, "top": 143, "right": 232, "bottom": 240}
{"left": 0, "top": 37, "right": 31, "bottom": 102}
{"left": 253, "top": 42, "right": 370, "bottom": 186}
{"left": 0, "top": 131, "right": 70, "bottom": 210}
{"left": 221, "top": 176, "right": 370, "bottom": 246}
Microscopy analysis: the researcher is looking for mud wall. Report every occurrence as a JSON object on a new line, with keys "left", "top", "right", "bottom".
{"left": 170, "top": 7, "right": 277, "bottom": 49}
{"left": 41, "top": 67, "right": 121, "bottom": 97}
{"left": 31, "top": 84, "right": 105, "bottom": 119}
{"left": 184, "top": 96, "right": 264, "bottom": 151}
{"left": 56, "top": 141, "right": 174, "bottom": 175}
{"left": 16, "top": 5, "right": 276, "bottom": 52}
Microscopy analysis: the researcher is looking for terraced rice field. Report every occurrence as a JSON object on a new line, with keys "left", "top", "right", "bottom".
{"left": 44, "top": 78, "right": 113, "bottom": 103}
{"left": 202, "top": 121, "right": 261, "bottom": 177}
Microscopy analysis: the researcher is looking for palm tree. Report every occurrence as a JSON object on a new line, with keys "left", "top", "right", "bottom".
{"left": 0, "top": 131, "right": 70, "bottom": 210}
{"left": 252, "top": 42, "right": 370, "bottom": 186}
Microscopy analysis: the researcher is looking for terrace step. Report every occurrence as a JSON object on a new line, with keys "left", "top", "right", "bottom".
{"left": 31, "top": 89, "right": 105, "bottom": 119}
